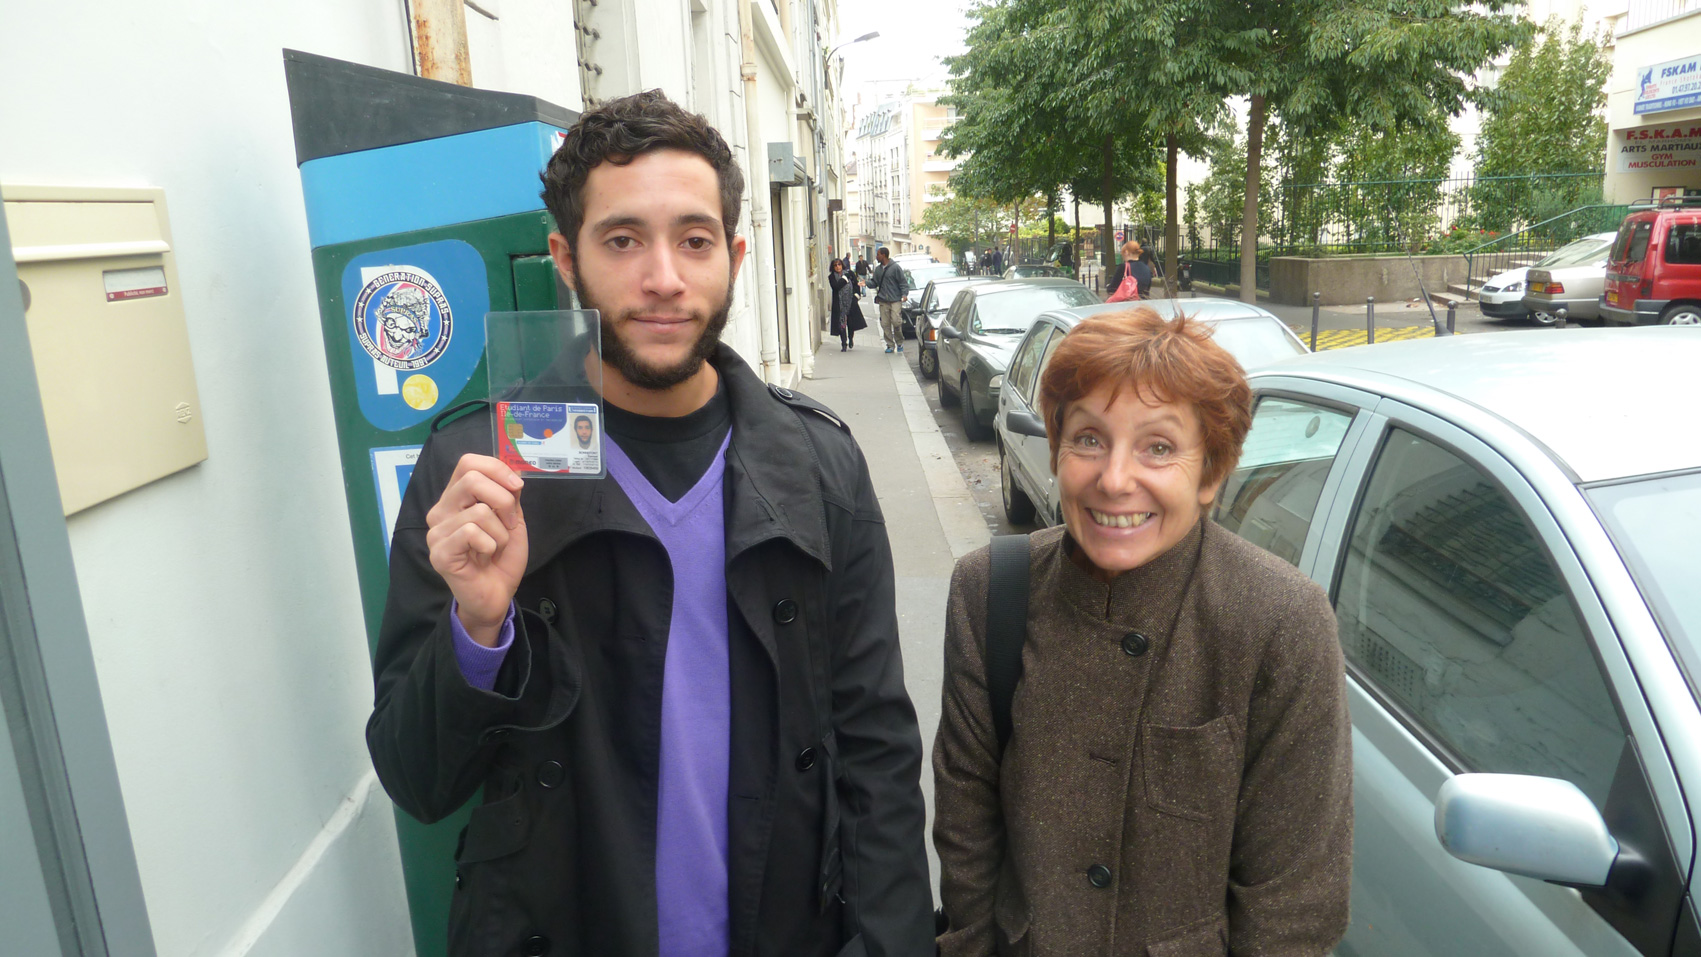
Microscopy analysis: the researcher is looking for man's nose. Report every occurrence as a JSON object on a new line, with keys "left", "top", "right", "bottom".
{"left": 640, "top": 246, "right": 689, "bottom": 297}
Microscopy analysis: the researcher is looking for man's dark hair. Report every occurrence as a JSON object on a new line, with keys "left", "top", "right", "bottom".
{"left": 574, "top": 415, "right": 592, "bottom": 428}
{"left": 540, "top": 90, "right": 745, "bottom": 250}
{"left": 876, "top": 246, "right": 890, "bottom": 259}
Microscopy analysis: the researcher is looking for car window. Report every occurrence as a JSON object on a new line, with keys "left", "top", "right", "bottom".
{"left": 1665, "top": 222, "right": 1701, "bottom": 265}
{"left": 946, "top": 291, "right": 972, "bottom": 329}
{"left": 1335, "top": 429, "right": 1626, "bottom": 806}
{"left": 1009, "top": 325, "right": 1054, "bottom": 403}
{"left": 1621, "top": 221, "right": 1653, "bottom": 264}
{"left": 1206, "top": 318, "right": 1309, "bottom": 369}
{"left": 1034, "top": 325, "right": 1067, "bottom": 393}
{"left": 1538, "top": 238, "right": 1614, "bottom": 268}
{"left": 1213, "top": 398, "right": 1354, "bottom": 566}
{"left": 975, "top": 286, "right": 1100, "bottom": 333}
{"left": 1587, "top": 471, "right": 1701, "bottom": 699}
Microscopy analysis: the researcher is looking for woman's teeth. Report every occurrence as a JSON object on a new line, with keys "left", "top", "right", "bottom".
{"left": 1088, "top": 509, "right": 1151, "bottom": 528}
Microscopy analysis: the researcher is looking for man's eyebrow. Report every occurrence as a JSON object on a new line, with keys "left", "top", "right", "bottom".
{"left": 587, "top": 212, "right": 723, "bottom": 233}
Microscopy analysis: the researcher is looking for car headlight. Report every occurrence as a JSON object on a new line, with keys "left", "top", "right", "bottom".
{"left": 1505, "top": 281, "right": 1523, "bottom": 293}
{"left": 988, "top": 375, "right": 1004, "bottom": 391}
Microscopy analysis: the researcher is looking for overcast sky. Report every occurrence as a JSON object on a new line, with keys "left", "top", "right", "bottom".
{"left": 834, "top": 0, "right": 974, "bottom": 94}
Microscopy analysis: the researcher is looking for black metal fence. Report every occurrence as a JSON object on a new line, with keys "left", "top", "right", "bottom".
{"left": 1462, "top": 203, "right": 1633, "bottom": 294}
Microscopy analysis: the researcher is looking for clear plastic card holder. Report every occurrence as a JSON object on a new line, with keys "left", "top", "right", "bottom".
{"left": 484, "top": 310, "right": 605, "bottom": 480}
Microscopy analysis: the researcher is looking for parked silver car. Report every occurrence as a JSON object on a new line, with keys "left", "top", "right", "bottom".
{"left": 993, "top": 298, "right": 1307, "bottom": 525}
{"left": 1478, "top": 232, "right": 1617, "bottom": 323}
{"left": 1522, "top": 233, "right": 1620, "bottom": 324}
{"left": 938, "top": 277, "right": 1100, "bottom": 441}
{"left": 1221, "top": 328, "right": 1701, "bottom": 956}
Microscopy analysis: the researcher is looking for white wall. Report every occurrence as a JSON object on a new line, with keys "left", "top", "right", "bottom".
{"left": 464, "top": 0, "right": 584, "bottom": 110}
{"left": 0, "top": 3, "right": 417, "bottom": 955}
{"left": 1603, "top": 14, "right": 1701, "bottom": 201}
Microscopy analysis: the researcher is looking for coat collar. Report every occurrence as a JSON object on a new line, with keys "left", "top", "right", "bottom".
{"left": 520, "top": 344, "right": 831, "bottom": 574}
{"left": 1044, "top": 516, "right": 1207, "bottom": 629}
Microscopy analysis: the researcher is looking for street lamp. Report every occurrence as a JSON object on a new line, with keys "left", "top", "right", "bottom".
{"left": 825, "top": 31, "right": 879, "bottom": 63}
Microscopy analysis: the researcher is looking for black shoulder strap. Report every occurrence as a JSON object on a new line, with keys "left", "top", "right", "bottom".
{"left": 985, "top": 533, "right": 1031, "bottom": 754}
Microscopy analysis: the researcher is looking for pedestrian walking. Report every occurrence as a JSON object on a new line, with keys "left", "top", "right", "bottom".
{"left": 854, "top": 256, "right": 871, "bottom": 281}
{"left": 870, "top": 246, "right": 910, "bottom": 353}
{"left": 366, "top": 90, "right": 933, "bottom": 957}
{"left": 829, "top": 256, "right": 867, "bottom": 350}
{"left": 1106, "top": 239, "right": 1153, "bottom": 302}
{"left": 933, "top": 309, "right": 1352, "bottom": 957}
{"left": 989, "top": 246, "right": 1003, "bottom": 276}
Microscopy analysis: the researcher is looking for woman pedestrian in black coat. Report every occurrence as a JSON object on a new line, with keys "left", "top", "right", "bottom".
{"left": 829, "top": 257, "right": 867, "bottom": 350}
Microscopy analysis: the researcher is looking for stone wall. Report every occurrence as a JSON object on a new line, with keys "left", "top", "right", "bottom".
{"left": 1269, "top": 253, "right": 1471, "bottom": 306}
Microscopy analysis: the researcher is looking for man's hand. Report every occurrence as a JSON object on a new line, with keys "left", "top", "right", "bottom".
{"left": 426, "top": 454, "right": 528, "bottom": 647}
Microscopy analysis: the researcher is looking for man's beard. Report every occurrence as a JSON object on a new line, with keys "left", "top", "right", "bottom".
{"left": 573, "top": 262, "right": 735, "bottom": 391}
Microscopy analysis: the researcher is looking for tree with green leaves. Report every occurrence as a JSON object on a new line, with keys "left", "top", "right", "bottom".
{"left": 1467, "top": 16, "right": 1611, "bottom": 233}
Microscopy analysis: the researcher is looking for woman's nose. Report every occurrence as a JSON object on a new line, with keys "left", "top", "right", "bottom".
{"left": 1097, "top": 446, "right": 1141, "bottom": 494}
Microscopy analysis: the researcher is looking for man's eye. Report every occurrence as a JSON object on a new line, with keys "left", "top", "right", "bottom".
{"left": 608, "top": 236, "right": 636, "bottom": 250}
{"left": 685, "top": 236, "right": 713, "bottom": 250}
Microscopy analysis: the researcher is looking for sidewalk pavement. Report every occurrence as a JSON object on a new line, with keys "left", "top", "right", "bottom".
{"left": 800, "top": 339, "right": 991, "bottom": 898}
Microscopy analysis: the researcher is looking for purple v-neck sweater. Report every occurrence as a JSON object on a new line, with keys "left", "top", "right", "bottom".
{"left": 450, "top": 435, "right": 733, "bottom": 957}
{"left": 607, "top": 434, "right": 732, "bottom": 957}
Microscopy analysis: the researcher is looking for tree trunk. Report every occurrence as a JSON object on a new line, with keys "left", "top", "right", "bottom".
{"left": 1164, "top": 132, "right": 1179, "bottom": 300}
{"left": 1047, "top": 190, "right": 1057, "bottom": 250}
{"left": 1239, "top": 94, "right": 1267, "bottom": 304}
{"left": 1101, "top": 134, "right": 1115, "bottom": 272}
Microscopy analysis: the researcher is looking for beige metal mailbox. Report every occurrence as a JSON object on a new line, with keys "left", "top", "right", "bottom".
{"left": 4, "top": 185, "right": 206, "bottom": 514}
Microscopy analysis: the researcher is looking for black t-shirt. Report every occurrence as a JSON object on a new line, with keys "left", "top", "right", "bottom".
{"left": 604, "top": 377, "right": 732, "bottom": 502}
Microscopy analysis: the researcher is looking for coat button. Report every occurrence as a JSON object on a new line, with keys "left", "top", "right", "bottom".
{"left": 796, "top": 747, "right": 817, "bottom": 771}
{"left": 1121, "top": 632, "right": 1149, "bottom": 657}
{"left": 1087, "top": 864, "right": 1113, "bottom": 888}
{"left": 521, "top": 936, "right": 551, "bottom": 956}
{"left": 538, "top": 599, "right": 557, "bottom": 623}
{"left": 537, "top": 760, "right": 565, "bottom": 789}
{"left": 773, "top": 599, "right": 799, "bottom": 624}
{"left": 769, "top": 384, "right": 796, "bottom": 400}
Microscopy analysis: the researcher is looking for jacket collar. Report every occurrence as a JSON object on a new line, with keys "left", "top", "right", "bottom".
{"left": 520, "top": 344, "right": 831, "bottom": 574}
{"left": 1046, "top": 516, "right": 1207, "bottom": 628}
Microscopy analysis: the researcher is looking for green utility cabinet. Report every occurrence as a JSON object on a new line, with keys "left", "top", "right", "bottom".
{"left": 283, "top": 49, "right": 576, "bottom": 957}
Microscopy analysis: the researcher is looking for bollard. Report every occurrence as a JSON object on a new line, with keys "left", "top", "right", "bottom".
{"left": 1366, "top": 296, "right": 1376, "bottom": 345}
{"left": 1310, "top": 291, "right": 1321, "bottom": 351}
{"left": 1556, "top": 306, "right": 1568, "bottom": 330}
{"left": 1446, "top": 301, "right": 1456, "bottom": 336}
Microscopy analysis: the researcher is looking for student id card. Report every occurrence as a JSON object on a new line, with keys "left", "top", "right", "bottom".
{"left": 496, "top": 401, "right": 602, "bottom": 475}
{"left": 485, "top": 309, "right": 604, "bottom": 480}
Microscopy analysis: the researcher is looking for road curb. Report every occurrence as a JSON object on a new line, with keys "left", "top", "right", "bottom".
{"left": 887, "top": 354, "right": 992, "bottom": 560}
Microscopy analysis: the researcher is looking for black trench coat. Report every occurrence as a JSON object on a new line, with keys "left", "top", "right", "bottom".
{"left": 831, "top": 271, "right": 868, "bottom": 338}
{"left": 367, "top": 346, "right": 933, "bottom": 957}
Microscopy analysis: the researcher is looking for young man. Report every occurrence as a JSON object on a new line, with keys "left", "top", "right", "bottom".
{"left": 869, "top": 247, "right": 909, "bottom": 354}
{"left": 366, "top": 91, "right": 932, "bottom": 957}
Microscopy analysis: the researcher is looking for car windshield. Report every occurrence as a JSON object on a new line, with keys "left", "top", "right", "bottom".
{"left": 1206, "top": 318, "right": 1308, "bottom": 368}
{"left": 977, "top": 285, "right": 1099, "bottom": 333}
{"left": 908, "top": 265, "right": 956, "bottom": 286}
{"left": 1587, "top": 471, "right": 1701, "bottom": 699}
{"left": 1537, "top": 238, "right": 1613, "bottom": 268}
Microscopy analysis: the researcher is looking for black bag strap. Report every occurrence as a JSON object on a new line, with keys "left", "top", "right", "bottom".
{"left": 985, "top": 533, "right": 1031, "bottom": 753}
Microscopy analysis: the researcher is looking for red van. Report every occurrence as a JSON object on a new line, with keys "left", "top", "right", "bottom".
{"left": 1601, "top": 198, "right": 1701, "bottom": 326}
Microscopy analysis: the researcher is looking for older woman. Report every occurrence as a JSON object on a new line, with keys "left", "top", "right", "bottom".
{"left": 934, "top": 309, "right": 1351, "bottom": 956}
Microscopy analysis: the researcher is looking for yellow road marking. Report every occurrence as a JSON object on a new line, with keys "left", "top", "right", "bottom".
{"left": 1301, "top": 326, "right": 1436, "bottom": 351}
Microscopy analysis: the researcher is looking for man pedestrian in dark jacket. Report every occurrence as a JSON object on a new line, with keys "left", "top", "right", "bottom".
{"left": 869, "top": 247, "right": 910, "bottom": 354}
{"left": 366, "top": 90, "right": 933, "bottom": 957}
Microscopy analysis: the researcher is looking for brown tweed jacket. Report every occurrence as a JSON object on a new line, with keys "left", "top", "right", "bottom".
{"left": 933, "top": 519, "right": 1352, "bottom": 957}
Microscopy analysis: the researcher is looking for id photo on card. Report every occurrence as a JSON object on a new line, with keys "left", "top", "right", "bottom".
{"left": 485, "top": 310, "right": 605, "bottom": 479}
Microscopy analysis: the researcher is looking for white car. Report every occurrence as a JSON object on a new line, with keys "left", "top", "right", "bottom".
{"left": 1477, "top": 232, "right": 1616, "bottom": 322}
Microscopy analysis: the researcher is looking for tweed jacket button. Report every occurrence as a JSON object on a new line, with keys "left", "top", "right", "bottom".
{"left": 1087, "top": 863, "right": 1113, "bottom": 888}
{"left": 773, "top": 598, "right": 800, "bottom": 624}
{"left": 796, "top": 747, "right": 818, "bottom": 771}
{"left": 521, "top": 936, "right": 551, "bottom": 956}
{"left": 537, "top": 760, "right": 566, "bottom": 789}
{"left": 538, "top": 599, "right": 557, "bottom": 623}
{"left": 1121, "top": 632, "right": 1149, "bottom": 657}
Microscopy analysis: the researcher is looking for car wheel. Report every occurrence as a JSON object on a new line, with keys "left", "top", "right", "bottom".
{"left": 1531, "top": 308, "right": 1561, "bottom": 326}
{"left": 1000, "top": 448, "right": 1036, "bottom": 525}
{"left": 1662, "top": 304, "right": 1701, "bottom": 326}
{"left": 918, "top": 345, "right": 938, "bottom": 379}
{"left": 961, "top": 378, "right": 991, "bottom": 441}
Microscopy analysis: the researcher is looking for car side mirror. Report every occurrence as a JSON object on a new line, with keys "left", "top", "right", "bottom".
{"left": 1435, "top": 773, "right": 1617, "bottom": 887}
{"left": 939, "top": 323, "right": 961, "bottom": 340}
{"left": 1005, "top": 409, "right": 1047, "bottom": 438}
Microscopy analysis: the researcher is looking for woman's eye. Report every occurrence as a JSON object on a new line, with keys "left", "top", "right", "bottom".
{"left": 1072, "top": 433, "right": 1101, "bottom": 449}
{"left": 1148, "top": 442, "right": 1173, "bottom": 457}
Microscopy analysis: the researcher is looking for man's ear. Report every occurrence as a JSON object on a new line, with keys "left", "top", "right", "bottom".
{"left": 728, "top": 234, "right": 748, "bottom": 284}
{"left": 547, "top": 232, "right": 577, "bottom": 289}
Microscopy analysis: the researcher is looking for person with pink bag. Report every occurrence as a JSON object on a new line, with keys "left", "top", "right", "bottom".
{"left": 1106, "top": 239, "right": 1153, "bottom": 303}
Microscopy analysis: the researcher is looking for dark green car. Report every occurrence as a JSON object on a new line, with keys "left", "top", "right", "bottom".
{"left": 936, "top": 277, "right": 1100, "bottom": 440}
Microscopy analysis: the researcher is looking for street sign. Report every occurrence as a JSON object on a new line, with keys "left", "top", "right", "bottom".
{"left": 1008, "top": 223, "right": 1017, "bottom": 233}
{"left": 1115, "top": 229, "right": 1124, "bottom": 243}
